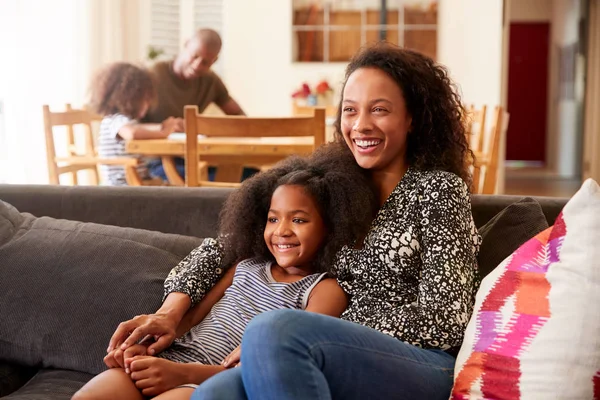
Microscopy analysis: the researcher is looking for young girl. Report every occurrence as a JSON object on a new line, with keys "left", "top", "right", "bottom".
{"left": 73, "top": 143, "right": 377, "bottom": 400}
{"left": 90, "top": 62, "right": 183, "bottom": 186}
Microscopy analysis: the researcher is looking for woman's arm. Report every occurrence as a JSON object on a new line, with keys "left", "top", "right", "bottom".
{"left": 108, "top": 238, "right": 226, "bottom": 354}
{"left": 163, "top": 238, "right": 225, "bottom": 305}
{"left": 335, "top": 174, "right": 480, "bottom": 349}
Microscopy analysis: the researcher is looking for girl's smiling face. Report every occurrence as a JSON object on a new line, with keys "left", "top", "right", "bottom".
{"left": 264, "top": 184, "right": 326, "bottom": 273}
{"left": 341, "top": 67, "right": 412, "bottom": 175}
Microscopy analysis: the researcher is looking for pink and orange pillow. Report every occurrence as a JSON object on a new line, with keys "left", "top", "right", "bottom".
{"left": 453, "top": 179, "right": 600, "bottom": 399}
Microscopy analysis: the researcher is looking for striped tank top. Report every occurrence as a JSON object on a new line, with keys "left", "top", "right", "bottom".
{"left": 97, "top": 113, "right": 150, "bottom": 185}
{"left": 158, "top": 258, "right": 326, "bottom": 365}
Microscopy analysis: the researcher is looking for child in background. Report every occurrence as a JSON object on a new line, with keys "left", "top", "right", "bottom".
{"left": 72, "top": 143, "right": 377, "bottom": 400}
{"left": 90, "top": 62, "right": 183, "bottom": 186}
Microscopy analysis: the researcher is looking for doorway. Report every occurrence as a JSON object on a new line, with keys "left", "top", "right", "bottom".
{"left": 506, "top": 22, "right": 550, "bottom": 165}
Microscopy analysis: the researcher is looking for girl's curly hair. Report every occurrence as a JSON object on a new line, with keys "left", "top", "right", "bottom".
{"left": 89, "top": 62, "right": 156, "bottom": 119}
{"left": 334, "top": 42, "right": 473, "bottom": 186}
{"left": 218, "top": 142, "right": 378, "bottom": 274}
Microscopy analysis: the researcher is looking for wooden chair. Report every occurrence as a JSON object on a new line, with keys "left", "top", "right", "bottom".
{"left": 43, "top": 104, "right": 144, "bottom": 186}
{"left": 465, "top": 104, "right": 487, "bottom": 152}
{"left": 184, "top": 105, "right": 326, "bottom": 187}
{"left": 292, "top": 103, "right": 337, "bottom": 118}
{"left": 292, "top": 103, "right": 337, "bottom": 142}
{"left": 471, "top": 106, "right": 509, "bottom": 194}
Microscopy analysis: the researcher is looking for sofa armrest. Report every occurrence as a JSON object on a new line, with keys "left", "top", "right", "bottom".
{"left": 0, "top": 362, "right": 37, "bottom": 397}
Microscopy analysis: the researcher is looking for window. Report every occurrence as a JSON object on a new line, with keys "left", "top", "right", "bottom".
{"left": 148, "top": 0, "right": 224, "bottom": 72}
{"left": 193, "top": 0, "right": 224, "bottom": 73}
{"left": 150, "top": 0, "right": 181, "bottom": 59}
{"left": 292, "top": 0, "right": 438, "bottom": 62}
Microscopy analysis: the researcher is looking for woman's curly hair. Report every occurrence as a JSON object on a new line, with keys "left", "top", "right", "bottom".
{"left": 334, "top": 42, "right": 473, "bottom": 186}
{"left": 218, "top": 142, "right": 378, "bottom": 274}
{"left": 89, "top": 62, "right": 156, "bottom": 119}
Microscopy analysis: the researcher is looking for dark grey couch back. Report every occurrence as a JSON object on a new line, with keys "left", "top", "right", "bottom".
{"left": 0, "top": 185, "right": 569, "bottom": 235}
{"left": 0, "top": 184, "right": 232, "bottom": 238}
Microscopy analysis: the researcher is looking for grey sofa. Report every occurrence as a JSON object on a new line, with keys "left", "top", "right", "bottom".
{"left": 0, "top": 184, "right": 569, "bottom": 399}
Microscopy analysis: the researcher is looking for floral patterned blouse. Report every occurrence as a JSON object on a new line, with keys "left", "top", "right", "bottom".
{"left": 164, "top": 167, "right": 481, "bottom": 351}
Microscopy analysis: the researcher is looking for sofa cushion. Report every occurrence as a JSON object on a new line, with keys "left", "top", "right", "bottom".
{"left": 476, "top": 197, "right": 549, "bottom": 278}
{"left": 0, "top": 200, "right": 203, "bottom": 375}
{"left": 0, "top": 363, "right": 36, "bottom": 397}
{"left": 2, "top": 369, "right": 93, "bottom": 400}
{"left": 452, "top": 179, "right": 600, "bottom": 399}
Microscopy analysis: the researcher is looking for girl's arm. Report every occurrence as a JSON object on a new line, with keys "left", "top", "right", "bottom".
{"left": 118, "top": 117, "right": 182, "bottom": 140}
{"left": 175, "top": 266, "right": 236, "bottom": 337}
{"left": 305, "top": 278, "right": 348, "bottom": 317}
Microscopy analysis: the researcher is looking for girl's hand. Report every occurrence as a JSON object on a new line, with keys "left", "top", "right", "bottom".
{"left": 161, "top": 117, "right": 184, "bottom": 135}
{"left": 129, "top": 356, "right": 188, "bottom": 397}
{"left": 123, "top": 344, "right": 148, "bottom": 373}
{"left": 104, "top": 343, "right": 147, "bottom": 369}
{"left": 222, "top": 345, "right": 241, "bottom": 368}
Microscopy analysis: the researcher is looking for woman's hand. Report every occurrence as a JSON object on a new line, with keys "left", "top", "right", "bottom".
{"left": 129, "top": 356, "right": 188, "bottom": 397}
{"left": 221, "top": 345, "right": 241, "bottom": 368}
{"left": 104, "top": 343, "right": 148, "bottom": 369}
{"left": 107, "top": 313, "right": 178, "bottom": 356}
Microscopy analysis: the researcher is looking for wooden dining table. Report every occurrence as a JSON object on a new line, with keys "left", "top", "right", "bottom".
{"left": 126, "top": 134, "right": 316, "bottom": 185}
{"left": 127, "top": 134, "right": 484, "bottom": 187}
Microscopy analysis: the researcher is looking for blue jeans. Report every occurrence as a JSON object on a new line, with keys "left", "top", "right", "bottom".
{"left": 146, "top": 157, "right": 187, "bottom": 181}
{"left": 147, "top": 158, "right": 258, "bottom": 182}
{"left": 193, "top": 309, "right": 455, "bottom": 400}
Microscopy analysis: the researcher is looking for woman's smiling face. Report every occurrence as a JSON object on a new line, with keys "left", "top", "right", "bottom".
{"left": 340, "top": 67, "right": 412, "bottom": 175}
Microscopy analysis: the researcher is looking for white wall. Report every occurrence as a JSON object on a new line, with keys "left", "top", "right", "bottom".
{"left": 220, "top": 0, "right": 505, "bottom": 117}
{"left": 437, "top": 0, "right": 505, "bottom": 192}
{"left": 221, "top": 0, "right": 346, "bottom": 116}
{"left": 437, "top": 0, "right": 504, "bottom": 108}
{"left": 550, "top": 0, "right": 581, "bottom": 178}
{"left": 0, "top": 0, "right": 91, "bottom": 183}
{"left": 0, "top": 0, "right": 147, "bottom": 184}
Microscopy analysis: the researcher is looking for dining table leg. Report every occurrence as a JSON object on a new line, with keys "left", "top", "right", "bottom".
{"left": 161, "top": 156, "right": 185, "bottom": 186}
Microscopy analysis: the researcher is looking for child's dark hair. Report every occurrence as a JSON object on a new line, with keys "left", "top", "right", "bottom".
{"left": 89, "top": 62, "right": 156, "bottom": 119}
{"left": 218, "top": 142, "right": 378, "bottom": 274}
{"left": 334, "top": 42, "right": 474, "bottom": 186}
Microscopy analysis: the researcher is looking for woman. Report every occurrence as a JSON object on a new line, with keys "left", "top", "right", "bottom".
{"left": 108, "top": 42, "right": 480, "bottom": 399}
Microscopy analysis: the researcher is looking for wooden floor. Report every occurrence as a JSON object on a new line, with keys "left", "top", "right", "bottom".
{"left": 503, "top": 175, "right": 581, "bottom": 198}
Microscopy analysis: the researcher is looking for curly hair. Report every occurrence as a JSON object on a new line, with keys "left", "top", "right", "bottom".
{"left": 334, "top": 42, "right": 473, "bottom": 186}
{"left": 218, "top": 142, "right": 378, "bottom": 274}
{"left": 89, "top": 62, "right": 156, "bottom": 119}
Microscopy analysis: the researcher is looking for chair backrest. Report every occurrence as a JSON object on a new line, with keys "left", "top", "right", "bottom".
{"left": 292, "top": 103, "right": 337, "bottom": 118}
{"left": 472, "top": 106, "right": 509, "bottom": 194}
{"left": 465, "top": 104, "right": 487, "bottom": 152}
{"left": 43, "top": 104, "right": 102, "bottom": 185}
{"left": 184, "top": 105, "right": 326, "bottom": 187}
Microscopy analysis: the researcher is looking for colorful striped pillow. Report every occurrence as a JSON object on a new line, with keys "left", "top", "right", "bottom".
{"left": 452, "top": 179, "right": 600, "bottom": 399}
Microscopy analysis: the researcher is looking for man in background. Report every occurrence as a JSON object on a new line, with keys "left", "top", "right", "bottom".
{"left": 144, "top": 28, "right": 245, "bottom": 181}
{"left": 145, "top": 28, "right": 245, "bottom": 123}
